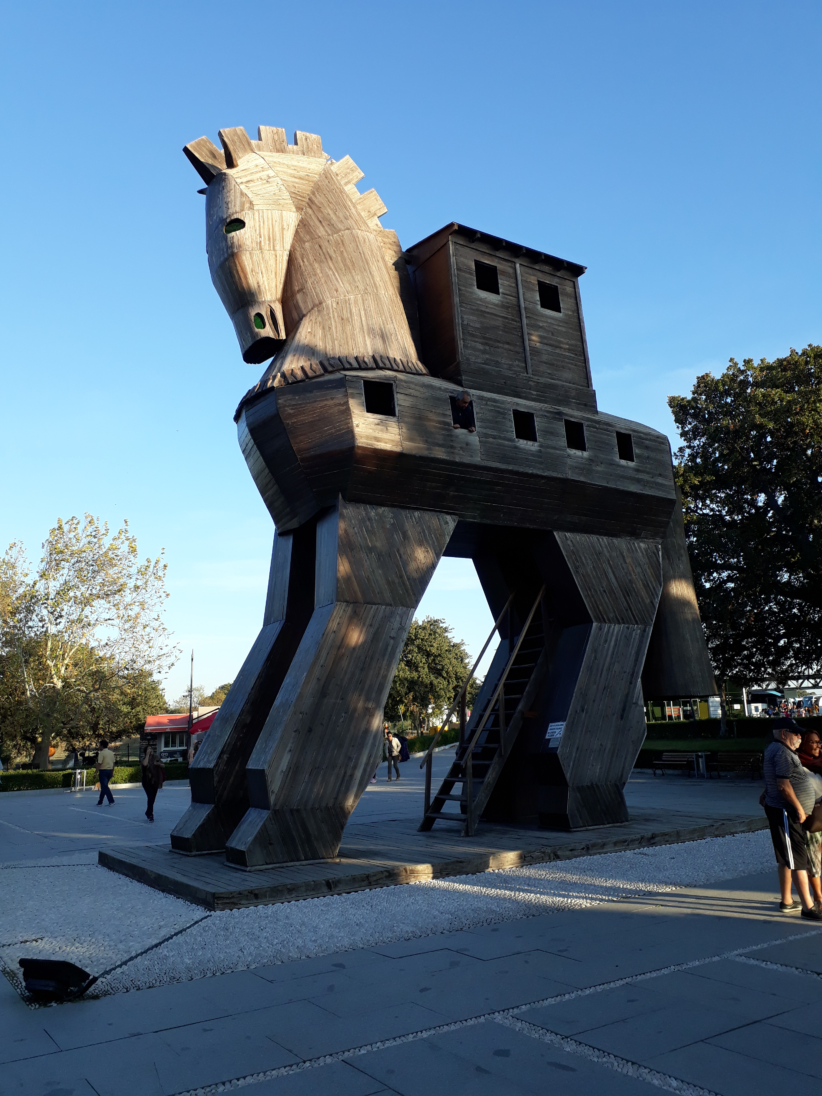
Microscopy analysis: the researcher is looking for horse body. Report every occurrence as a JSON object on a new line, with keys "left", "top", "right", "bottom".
{"left": 174, "top": 125, "right": 715, "bottom": 867}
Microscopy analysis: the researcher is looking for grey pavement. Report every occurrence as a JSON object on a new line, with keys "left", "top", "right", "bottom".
{"left": 2, "top": 870, "right": 822, "bottom": 1095}
{"left": 3, "top": 757, "right": 811, "bottom": 1096}
{"left": 0, "top": 749, "right": 763, "bottom": 866}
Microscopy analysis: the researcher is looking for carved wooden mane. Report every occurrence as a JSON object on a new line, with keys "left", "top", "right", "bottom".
{"left": 184, "top": 125, "right": 425, "bottom": 392}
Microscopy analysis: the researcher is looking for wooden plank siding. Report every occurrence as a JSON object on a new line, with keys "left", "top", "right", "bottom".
{"left": 242, "top": 372, "right": 676, "bottom": 540}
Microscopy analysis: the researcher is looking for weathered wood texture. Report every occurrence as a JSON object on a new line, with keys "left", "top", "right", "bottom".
{"left": 407, "top": 225, "right": 592, "bottom": 404}
{"left": 641, "top": 489, "right": 718, "bottom": 699}
{"left": 460, "top": 531, "right": 662, "bottom": 830}
{"left": 175, "top": 124, "right": 717, "bottom": 861}
{"left": 171, "top": 524, "right": 317, "bottom": 854}
{"left": 239, "top": 371, "right": 677, "bottom": 539}
{"left": 223, "top": 499, "right": 455, "bottom": 867}
{"left": 186, "top": 124, "right": 423, "bottom": 376}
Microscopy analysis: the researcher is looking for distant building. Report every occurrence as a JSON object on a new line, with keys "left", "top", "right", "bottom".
{"left": 142, "top": 708, "right": 220, "bottom": 759}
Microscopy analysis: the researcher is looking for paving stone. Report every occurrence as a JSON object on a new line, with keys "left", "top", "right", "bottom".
{"left": 313, "top": 954, "right": 572, "bottom": 1022}
{"left": 154, "top": 1009, "right": 300, "bottom": 1093}
{"left": 525, "top": 982, "right": 670, "bottom": 1035}
{"left": 242, "top": 1061, "right": 395, "bottom": 1095}
{"left": 252, "top": 999, "right": 451, "bottom": 1059}
{"left": 0, "top": 1032, "right": 171, "bottom": 1096}
{"left": 742, "top": 934, "right": 822, "bottom": 974}
{"left": 351, "top": 1020, "right": 656, "bottom": 1095}
{"left": 573, "top": 1001, "right": 748, "bottom": 1060}
{"left": 709, "top": 1020, "right": 822, "bottom": 1079}
{"left": 685, "top": 958, "right": 822, "bottom": 1003}
{"left": 0, "top": 1013, "right": 60, "bottom": 1065}
{"left": 647, "top": 1041, "right": 822, "bottom": 1096}
{"left": 630, "top": 968, "right": 797, "bottom": 1022}
{"left": 41, "top": 969, "right": 290, "bottom": 1050}
{"left": 252, "top": 949, "right": 395, "bottom": 983}
{"left": 765, "top": 1000, "right": 822, "bottom": 1037}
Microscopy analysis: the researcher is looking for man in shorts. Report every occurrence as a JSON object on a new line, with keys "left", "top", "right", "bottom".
{"left": 763, "top": 718, "right": 821, "bottom": 919}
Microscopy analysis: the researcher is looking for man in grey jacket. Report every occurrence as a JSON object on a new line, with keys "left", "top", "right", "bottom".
{"left": 763, "top": 718, "right": 822, "bottom": 919}
{"left": 385, "top": 730, "right": 402, "bottom": 782}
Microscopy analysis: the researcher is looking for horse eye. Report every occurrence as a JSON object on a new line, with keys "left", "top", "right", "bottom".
{"left": 224, "top": 218, "right": 246, "bottom": 234}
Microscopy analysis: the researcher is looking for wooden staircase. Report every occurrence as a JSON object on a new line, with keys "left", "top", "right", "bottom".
{"left": 419, "top": 587, "right": 545, "bottom": 836}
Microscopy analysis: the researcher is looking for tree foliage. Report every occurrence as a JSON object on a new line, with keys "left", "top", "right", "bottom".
{"left": 669, "top": 345, "right": 822, "bottom": 685}
{"left": 170, "top": 681, "right": 232, "bottom": 713}
{"left": 0, "top": 515, "right": 178, "bottom": 766}
{"left": 384, "top": 617, "right": 480, "bottom": 731}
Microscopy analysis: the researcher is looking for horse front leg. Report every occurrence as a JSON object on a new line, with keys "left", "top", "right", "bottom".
{"left": 224, "top": 498, "right": 456, "bottom": 867}
{"left": 171, "top": 521, "right": 318, "bottom": 854}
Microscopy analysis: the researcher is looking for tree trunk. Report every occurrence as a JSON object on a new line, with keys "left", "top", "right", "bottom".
{"left": 34, "top": 728, "right": 52, "bottom": 770}
{"left": 719, "top": 680, "right": 728, "bottom": 739}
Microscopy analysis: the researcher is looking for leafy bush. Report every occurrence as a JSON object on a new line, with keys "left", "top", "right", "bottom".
{"left": 0, "top": 762, "right": 189, "bottom": 793}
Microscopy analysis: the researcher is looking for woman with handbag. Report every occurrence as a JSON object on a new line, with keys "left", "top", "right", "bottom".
{"left": 140, "top": 743, "right": 165, "bottom": 822}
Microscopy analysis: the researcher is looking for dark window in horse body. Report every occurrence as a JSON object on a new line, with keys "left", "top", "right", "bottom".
{"left": 564, "top": 419, "right": 587, "bottom": 451}
{"left": 224, "top": 218, "right": 246, "bottom": 234}
{"left": 537, "top": 281, "right": 562, "bottom": 312}
{"left": 616, "top": 431, "right": 635, "bottom": 461}
{"left": 363, "top": 379, "right": 396, "bottom": 417}
{"left": 513, "top": 409, "right": 538, "bottom": 442}
{"left": 474, "top": 260, "right": 500, "bottom": 295}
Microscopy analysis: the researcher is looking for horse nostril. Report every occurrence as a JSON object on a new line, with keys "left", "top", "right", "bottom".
{"left": 268, "top": 308, "right": 280, "bottom": 337}
{"left": 253, "top": 313, "right": 266, "bottom": 330}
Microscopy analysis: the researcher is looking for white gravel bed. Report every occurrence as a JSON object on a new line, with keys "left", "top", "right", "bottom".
{"left": 0, "top": 830, "right": 774, "bottom": 1001}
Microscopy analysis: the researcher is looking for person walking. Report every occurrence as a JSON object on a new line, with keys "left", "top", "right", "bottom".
{"left": 385, "top": 730, "right": 401, "bottom": 781}
{"left": 140, "top": 743, "right": 165, "bottom": 822}
{"left": 95, "top": 739, "right": 115, "bottom": 806}
{"left": 762, "top": 718, "right": 822, "bottom": 919}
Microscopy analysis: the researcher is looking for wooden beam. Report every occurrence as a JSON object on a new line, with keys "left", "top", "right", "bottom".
{"left": 218, "top": 126, "right": 256, "bottom": 167}
{"left": 183, "top": 136, "right": 226, "bottom": 184}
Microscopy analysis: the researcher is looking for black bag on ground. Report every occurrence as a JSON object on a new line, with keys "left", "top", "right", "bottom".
{"left": 18, "top": 958, "right": 94, "bottom": 1001}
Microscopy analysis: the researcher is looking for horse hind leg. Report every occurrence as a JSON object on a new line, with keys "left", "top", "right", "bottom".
{"left": 225, "top": 498, "right": 456, "bottom": 868}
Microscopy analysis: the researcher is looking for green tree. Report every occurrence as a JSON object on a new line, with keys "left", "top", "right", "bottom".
{"left": 385, "top": 616, "right": 480, "bottom": 732}
{"left": 0, "top": 515, "right": 179, "bottom": 767}
{"left": 170, "top": 682, "right": 231, "bottom": 713}
{"left": 204, "top": 682, "right": 232, "bottom": 706}
{"left": 668, "top": 344, "right": 822, "bottom": 686}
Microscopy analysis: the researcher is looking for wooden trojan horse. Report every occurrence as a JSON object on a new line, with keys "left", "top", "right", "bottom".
{"left": 173, "top": 125, "right": 715, "bottom": 868}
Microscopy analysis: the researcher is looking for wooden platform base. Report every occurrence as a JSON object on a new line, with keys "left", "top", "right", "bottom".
{"left": 99, "top": 809, "right": 767, "bottom": 911}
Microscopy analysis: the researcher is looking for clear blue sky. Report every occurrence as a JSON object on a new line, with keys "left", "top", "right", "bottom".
{"left": 1, "top": 1, "right": 819, "bottom": 702}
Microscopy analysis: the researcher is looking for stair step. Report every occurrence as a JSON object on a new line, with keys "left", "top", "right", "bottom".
{"left": 440, "top": 794, "right": 467, "bottom": 802}
{"left": 426, "top": 810, "right": 466, "bottom": 821}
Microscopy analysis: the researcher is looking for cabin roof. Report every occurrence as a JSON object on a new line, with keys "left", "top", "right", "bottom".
{"left": 405, "top": 222, "right": 586, "bottom": 278}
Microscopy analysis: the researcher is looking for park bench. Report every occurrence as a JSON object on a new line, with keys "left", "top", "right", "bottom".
{"left": 651, "top": 752, "right": 698, "bottom": 777}
{"left": 706, "top": 752, "right": 763, "bottom": 780}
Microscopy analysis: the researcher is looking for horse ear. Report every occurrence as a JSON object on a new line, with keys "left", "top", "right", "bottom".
{"left": 183, "top": 137, "right": 227, "bottom": 184}
{"left": 218, "top": 126, "right": 256, "bottom": 168}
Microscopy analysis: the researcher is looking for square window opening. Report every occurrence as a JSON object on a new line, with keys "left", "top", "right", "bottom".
{"left": 474, "top": 260, "right": 500, "bottom": 295}
{"left": 363, "top": 379, "right": 396, "bottom": 417}
{"left": 538, "top": 281, "right": 562, "bottom": 312}
{"left": 616, "top": 431, "right": 635, "bottom": 462}
{"left": 564, "top": 419, "right": 587, "bottom": 451}
{"left": 512, "top": 409, "right": 538, "bottom": 442}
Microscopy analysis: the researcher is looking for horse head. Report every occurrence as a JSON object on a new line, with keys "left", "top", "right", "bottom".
{"left": 184, "top": 125, "right": 424, "bottom": 388}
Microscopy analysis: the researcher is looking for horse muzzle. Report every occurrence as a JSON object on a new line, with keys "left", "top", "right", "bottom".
{"left": 232, "top": 301, "right": 287, "bottom": 365}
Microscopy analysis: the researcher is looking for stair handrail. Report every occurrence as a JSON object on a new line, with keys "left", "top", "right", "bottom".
{"left": 463, "top": 585, "right": 545, "bottom": 836}
{"left": 419, "top": 591, "right": 515, "bottom": 771}
{"left": 462, "top": 585, "right": 546, "bottom": 764}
